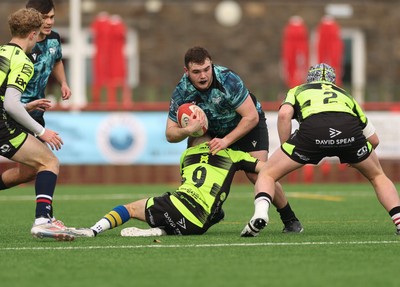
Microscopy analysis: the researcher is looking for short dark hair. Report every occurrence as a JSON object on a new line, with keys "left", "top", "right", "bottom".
{"left": 26, "top": 0, "right": 55, "bottom": 14}
{"left": 184, "top": 46, "right": 212, "bottom": 68}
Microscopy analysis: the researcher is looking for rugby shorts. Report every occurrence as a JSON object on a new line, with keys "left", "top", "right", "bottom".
{"left": 282, "top": 112, "right": 372, "bottom": 164}
{"left": 145, "top": 192, "right": 208, "bottom": 235}
{"left": 229, "top": 112, "right": 269, "bottom": 152}
{"left": 0, "top": 118, "right": 28, "bottom": 159}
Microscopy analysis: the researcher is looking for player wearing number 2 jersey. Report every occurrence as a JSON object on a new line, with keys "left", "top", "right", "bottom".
{"left": 67, "top": 133, "right": 267, "bottom": 237}
{"left": 281, "top": 63, "right": 370, "bottom": 164}
{"left": 241, "top": 63, "right": 400, "bottom": 237}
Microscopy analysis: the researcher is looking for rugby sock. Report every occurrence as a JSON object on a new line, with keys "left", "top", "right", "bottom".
{"left": 277, "top": 202, "right": 299, "bottom": 224}
{"left": 34, "top": 171, "right": 57, "bottom": 220}
{"left": 90, "top": 205, "right": 131, "bottom": 235}
{"left": 389, "top": 206, "right": 400, "bottom": 231}
{"left": 252, "top": 192, "right": 272, "bottom": 221}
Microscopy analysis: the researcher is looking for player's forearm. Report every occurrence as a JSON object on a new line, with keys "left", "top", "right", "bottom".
{"left": 165, "top": 125, "right": 190, "bottom": 143}
{"left": 278, "top": 105, "right": 294, "bottom": 144}
{"left": 277, "top": 119, "right": 292, "bottom": 144}
{"left": 52, "top": 61, "right": 68, "bottom": 86}
{"left": 4, "top": 88, "right": 44, "bottom": 136}
{"left": 224, "top": 116, "right": 257, "bottom": 146}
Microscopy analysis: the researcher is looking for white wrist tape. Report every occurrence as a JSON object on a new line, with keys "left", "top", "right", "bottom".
{"left": 363, "top": 120, "right": 375, "bottom": 138}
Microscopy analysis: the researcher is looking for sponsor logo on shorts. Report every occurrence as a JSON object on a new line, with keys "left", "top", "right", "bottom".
{"left": 315, "top": 137, "right": 355, "bottom": 145}
{"left": 357, "top": 145, "right": 368, "bottom": 158}
{"left": 163, "top": 212, "right": 183, "bottom": 235}
{"left": 177, "top": 218, "right": 186, "bottom": 229}
{"left": 0, "top": 144, "right": 11, "bottom": 154}
{"left": 294, "top": 151, "right": 310, "bottom": 162}
{"left": 329, "top": 128, "right": 342, "bottom": 138}
{"left": 164, "top": 212, "right": 176, "bottom": 229}
{"left": 148, "top": 209, "right": 155, "bottom": 225}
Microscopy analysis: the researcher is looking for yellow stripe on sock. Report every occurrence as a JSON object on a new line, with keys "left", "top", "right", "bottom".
{"left": 104, "top": 211, "right": 123, "bottom": 228}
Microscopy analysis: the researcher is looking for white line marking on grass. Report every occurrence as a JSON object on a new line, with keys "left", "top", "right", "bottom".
{"left": 1, "top": 240, "right": 399, "bottom": 251}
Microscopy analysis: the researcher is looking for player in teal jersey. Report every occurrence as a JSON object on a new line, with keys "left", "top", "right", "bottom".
{"left": 0, "top": 0, "right": 71, "bottom": 191}
{"left": 241, "top": 63, "right": 400, "bottom": 236}
{"left": 23, "top": 0, "right": 71, "bottom": 124}
{"left": 0, "top": 8, "right": 74, "bottom": 241}
{"left": 67, "top": 133, "right": 270, "bottom": 237}
{"left": 166, "top": 46, "right": 303, "bottom": 233}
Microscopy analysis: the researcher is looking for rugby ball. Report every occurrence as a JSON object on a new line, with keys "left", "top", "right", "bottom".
{"left": 177, "top": 103, "right": 208, "bottom": 137}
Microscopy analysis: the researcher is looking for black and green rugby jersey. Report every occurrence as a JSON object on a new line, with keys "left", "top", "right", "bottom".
{"left": 0, "top": 43, "right": 34, "bottom": 105}
{"left": 171, "top": 142, "right": 258, "bottom": 227}
{"left": 283, "top": 81, "right": 367, "bottom": 127}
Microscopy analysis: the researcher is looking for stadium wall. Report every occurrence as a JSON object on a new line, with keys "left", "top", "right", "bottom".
{"left": 1, "top": 161, "right": 399, "bottom": 185}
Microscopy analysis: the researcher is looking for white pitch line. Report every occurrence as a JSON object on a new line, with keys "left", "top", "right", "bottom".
{"left": 1, "top": 240, "right": 399, "bottom": 251}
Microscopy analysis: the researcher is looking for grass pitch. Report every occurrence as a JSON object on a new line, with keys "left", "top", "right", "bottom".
{"left": 0, "top": 183, "right": 399, "bottom": 287}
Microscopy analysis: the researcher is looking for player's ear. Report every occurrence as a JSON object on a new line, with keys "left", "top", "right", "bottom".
{"left": 184, "top": 66, "right": 189, "bottom": 76}
{"left": 29, "top": 30, "right": 39, "bottom": 40}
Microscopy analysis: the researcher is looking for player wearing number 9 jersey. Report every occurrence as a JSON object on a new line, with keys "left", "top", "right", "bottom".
{"left": 163, "top": 135, "right": 260, "bottom": 234}
{"left": 67, "top": 133, "right": 266, "bottom": 238}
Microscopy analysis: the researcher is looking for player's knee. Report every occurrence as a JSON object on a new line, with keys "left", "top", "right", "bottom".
{"left": 25, "top": 170, "right": 37, "bottom": 182}
{"left": 40, "top": 153, "right": 60, "bottom": 174}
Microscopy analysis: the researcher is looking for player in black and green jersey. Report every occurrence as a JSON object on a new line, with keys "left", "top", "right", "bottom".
{"left": 0, "top": 0, "right": 71, "bottom": 192}
{"left": 0, "top": 8, "right": 73, "bottom": 241}
{"left": 67, "top": 133, "right": 268, "bottom": 237}
{"left": 241, "top": 63, "right": 400, "bottom": 236}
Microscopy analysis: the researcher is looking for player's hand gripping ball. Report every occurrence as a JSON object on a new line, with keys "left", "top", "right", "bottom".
{"left": 177, "top": 103, "right": 208, "bottom": 137}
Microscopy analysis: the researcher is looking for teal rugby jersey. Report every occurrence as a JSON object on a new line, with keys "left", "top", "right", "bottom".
{"left": 169, "top": 64, "right": 263, "bottom": 137}
{"left": 21, "top": 31, "right": 62, "bottom": 118}
{"left": 171, "top": 142, "right": 258, "bottom": 227}
{"left": 284, "top": 81, "right": 367, "bottom": 126}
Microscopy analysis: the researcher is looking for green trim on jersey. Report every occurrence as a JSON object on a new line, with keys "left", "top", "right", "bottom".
{"left": 9, "top": 132, "right": 27, "bottom": 149}
{"left": 173, "top": 142, "right": 258, "bottom": 227}
{"left": 146, "top": 197, "right": 155, "bottom": 208}
{"left": 284, "top": 81, "right": 367, "bottom": 126}
{"left": 0, "top": 44, "right": 34, "bottom": 98}
{"left": 170, "top": 195, "right": 203, "bottom": 227}
{"left": 282, "top": 142, "right": 295, "bottom": 156}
